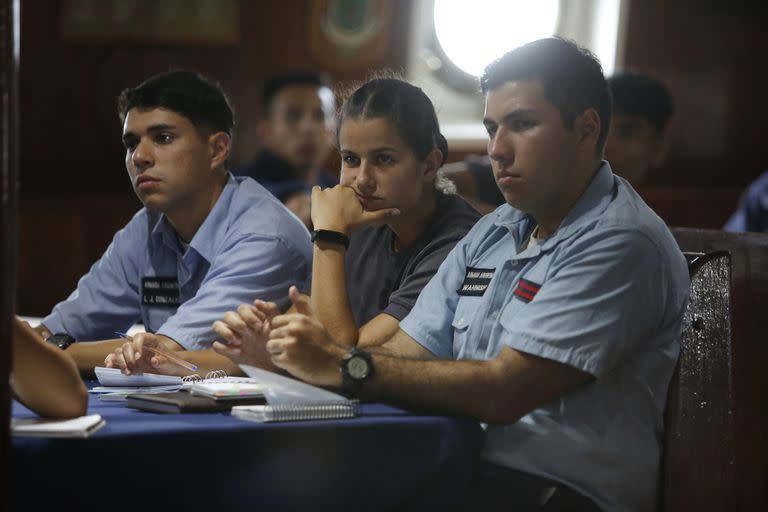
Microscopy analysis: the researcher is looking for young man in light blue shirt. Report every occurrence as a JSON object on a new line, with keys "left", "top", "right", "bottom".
{"left": 228, "top": 39, "right": 690, "bottom": 510}
{"left": 36, "top": 70, "right": 312, "bottom": 376}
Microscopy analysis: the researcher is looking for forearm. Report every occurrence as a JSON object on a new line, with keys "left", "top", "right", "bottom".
{"left": 359, "top": 352, "right": 516, "bottom": 423}
{"left": 13, "top": 326, "right": 88, "bottom": 418}
{"left": 359, "top": 345, "right": 591, "bottom": 424}
{"left": 67, "top": 339, "right": 126, "bottom": 376}
{"left": 176, "top": 349, "right": 244, "bottom": 377}
{"left": 310, "top": 242, "right": 360, "bottom": 345}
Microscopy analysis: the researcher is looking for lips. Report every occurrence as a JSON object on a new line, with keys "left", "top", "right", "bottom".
{"left": 135, "top": 174, "right": 161, "bottom": 192}
{"left": 136, "top": 174, "right": 160, "bottom": 185}
{"left": 496, "top": 172, "right": 523, "bottom": 190}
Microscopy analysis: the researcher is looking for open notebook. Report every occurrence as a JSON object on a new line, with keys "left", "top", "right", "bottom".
{"left": 230, "top": 364, "right": 358, "bottom": 423}
{"left": 92, "top": 367, "right": 259, "bottom": 398}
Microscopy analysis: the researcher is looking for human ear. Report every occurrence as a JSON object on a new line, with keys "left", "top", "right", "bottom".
{"left": 422, "top": 148, "right": 442, "bottom": 183}
{"left": 208, "top": 132, "right": 231, "bottom": 169}
{"left": 576, "top": 108, "right": 601, "bottom": 149}
{"left": 648, "top": 129, "right": 671, "bottom": 167}
{"left": 256, "top": 118, "right": 271, "bottom": 144}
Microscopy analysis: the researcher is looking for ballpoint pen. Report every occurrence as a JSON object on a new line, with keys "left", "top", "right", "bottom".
{"left": 114, "top": 331, "right": 198, "bottom": 372}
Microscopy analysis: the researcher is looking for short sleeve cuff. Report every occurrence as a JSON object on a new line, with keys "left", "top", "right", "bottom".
{"left": 503, "top": 330, "right": 605, "bottom": 377}
{"left": 381, "top": 299, "right": 411, "bottom": 322}
{"left": 400, "top": 315, "right": 453, "bottom": 359}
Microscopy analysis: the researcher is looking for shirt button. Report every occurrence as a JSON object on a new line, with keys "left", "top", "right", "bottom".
{"left": 491, "top": 310, "right": 500, "bottom": 320}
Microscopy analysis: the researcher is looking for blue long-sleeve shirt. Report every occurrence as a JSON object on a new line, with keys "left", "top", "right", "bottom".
{"left": 43, "top": 174, "right": 312, "bottom": 350}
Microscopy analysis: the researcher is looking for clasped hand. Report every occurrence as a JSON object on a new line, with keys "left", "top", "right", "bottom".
{"left": 214, "top": 286, "right": 347, "bottom": 388}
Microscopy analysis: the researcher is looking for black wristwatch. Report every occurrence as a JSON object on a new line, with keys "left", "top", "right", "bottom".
{"left": 311, "top": 229, "right": 350, "bottom": 248}
{"left": 46, "top": 333, "right": 76, "bottom": 350}
{"left": 340, "top": 348, "right": 374, "bottom": 396}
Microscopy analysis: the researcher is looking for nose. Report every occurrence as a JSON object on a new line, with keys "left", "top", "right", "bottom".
{"left": 355, "top": 160, "right": 376, "bottom": 194}
{"left": 298, "top": 112, "right": 323, "bottom": 135}
{"left": 488, "top": 127, "right": 512, "bottom": 167}
{"left": 131, "top": 138, "right": 153, "bottom": 172}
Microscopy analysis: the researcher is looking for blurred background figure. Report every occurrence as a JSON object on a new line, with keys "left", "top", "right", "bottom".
{"left": 605, "top": 71, "right": 674, "bottom": 185}
{"left": 723, "top": 171, "right": 768, "bottom": 232}
{"left": 441, "top": 70, "right": 675, "bottom": 213}
{"left": 234, "top": 70, "right": 337, "bottom": 228}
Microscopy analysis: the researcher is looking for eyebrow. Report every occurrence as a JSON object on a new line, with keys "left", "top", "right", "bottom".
{"left": 122, "top": 123, "right": 178, "bottom": 141}
{"left": 339, "top": 146, "right": 399, "bottom": 153}
{"left": 483, "top": 108, "right": 538, "bottom": 127}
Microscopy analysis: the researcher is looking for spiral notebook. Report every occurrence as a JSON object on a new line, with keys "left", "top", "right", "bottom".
{"left": 231, "top": 364, "right": 358, "bottom": 423}
{"left": 92, "top": 367, "right": 259, "bottom": 398}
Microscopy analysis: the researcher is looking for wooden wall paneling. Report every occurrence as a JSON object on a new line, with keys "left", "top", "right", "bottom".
{"left": 16, "top": 198, "right": 139, "bottom": 315}
{"left": 0, "top": 0, "right": 19, "bottom": 509}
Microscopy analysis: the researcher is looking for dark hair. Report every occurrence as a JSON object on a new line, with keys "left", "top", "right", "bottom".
{"left": 261, "top": 70, "right": 328, "bottom": 111}
{"left": 117, "top": 70, "right": 234, "bottom": 136}
{"left": 338, "top": 77, "right": 449, "bottom": 166}
{"left": 608, "top": 72, "right": 673, "bottom": 134}
{"left": 481, "top": 37, "right": 612, "bottom": 155}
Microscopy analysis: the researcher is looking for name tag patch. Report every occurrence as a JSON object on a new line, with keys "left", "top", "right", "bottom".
{"left": 514, "top": 278, "right": 541, "bottom": 303}
{"left": 142, "top": 277, "right": 180, "bottom": 307}
{"left": 457, "top": 267, "right": 495, "bottom": 296}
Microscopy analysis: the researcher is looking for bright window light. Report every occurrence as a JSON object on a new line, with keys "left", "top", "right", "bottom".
{"left": 433, "top": 0, "right": 560, "bottom": 77}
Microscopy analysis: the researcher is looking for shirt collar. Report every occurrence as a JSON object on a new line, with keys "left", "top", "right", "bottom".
{"left": 491, "top": 161, "right": 616, "bottom": 251}
{"left": 150, "top": 173, "right": 238, "bottom": 264}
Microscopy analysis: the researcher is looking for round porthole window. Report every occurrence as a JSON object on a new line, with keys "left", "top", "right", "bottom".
{"left": 429, "top": 0, "right": 561, "bottom": 91}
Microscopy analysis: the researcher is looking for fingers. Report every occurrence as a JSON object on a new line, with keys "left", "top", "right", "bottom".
{"left": 253, "top": 299, "right": 280, "bottom": 320}
{"left": 361, "top": 207, "right": 400, "bottom": 223}
{"left": 289, "top": 286, "right": 313, "bottom": 316}
{"left": 212, "top": 320, "right": 242, "bottom": 347}
{"left": 212, "top": 340, "right": 241, "bottom": 359}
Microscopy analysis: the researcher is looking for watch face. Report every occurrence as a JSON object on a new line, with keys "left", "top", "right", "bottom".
{"left": 347, "top": 356, "right": 370, "bottom": 380}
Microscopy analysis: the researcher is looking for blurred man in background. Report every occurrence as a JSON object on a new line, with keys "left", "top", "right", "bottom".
{"left": 235, "top": 70, "right": 337, "bottom": 228}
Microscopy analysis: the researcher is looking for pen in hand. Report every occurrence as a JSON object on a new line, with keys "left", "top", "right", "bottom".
{"left": 113, "top": 331, "right": 198, "bottom": 372}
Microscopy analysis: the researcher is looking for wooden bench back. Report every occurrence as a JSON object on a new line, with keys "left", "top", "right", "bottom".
{"left": 661, "top": 229, "right": 768, "bottom": 511}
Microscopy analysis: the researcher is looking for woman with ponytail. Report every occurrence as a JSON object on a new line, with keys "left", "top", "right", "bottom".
{"left": 213, "top": 77, "right": 480, "bottom": 362}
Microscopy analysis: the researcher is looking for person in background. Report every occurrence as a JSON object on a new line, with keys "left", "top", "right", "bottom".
{"left": 12, "top": 317, "right": 87, "bottom": 418}
{"left": 442, "top": 70, "right": 674, "bottom": 211}
{"left": 604, "top": 71, "right": 674, "bottom": 185}
{"left": 723, "top": 170, "right": 768, "bottom": 232}
{"left": 212, "top": 77, "right": 480, "bottom": 368}
{"left": 228, "top": 38, "right": 689, "bottom": 511}
{"left": 33, "top": 70, "right": 311, "bottom": 378}
{"left": 234, "top": 70, "right": 337, "bottom": 228}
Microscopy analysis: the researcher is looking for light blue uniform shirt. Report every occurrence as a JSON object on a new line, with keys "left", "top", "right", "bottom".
{"left": 43, "top": 174, "right": 312, "bottom": 350}
{"left": 400, "top": 163, "right": 689, "bottom": 511}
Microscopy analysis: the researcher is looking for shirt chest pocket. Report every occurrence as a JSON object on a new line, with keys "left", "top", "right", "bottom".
{"left": 451, "top": 297, "right": 484, "bottom": 359}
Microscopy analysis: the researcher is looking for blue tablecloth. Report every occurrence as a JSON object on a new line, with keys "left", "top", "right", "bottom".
{"left": 11, "top": 388, "right": 484, "bottom": 511}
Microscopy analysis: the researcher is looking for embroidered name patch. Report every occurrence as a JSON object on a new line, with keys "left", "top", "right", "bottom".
{"left": 457, "top": 267, "right": 496, "bottom": 296}
{"left": 514, "top": 278, "right": 541, "bottom": 303}
{"left": 142, "top": 277, "right": 180, "bottom": 306}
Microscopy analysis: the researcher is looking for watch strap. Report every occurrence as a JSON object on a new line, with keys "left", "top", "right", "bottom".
{"left": 311, "top": 229, "right": 350, "bottom": 248}
{"left": 45, "top": 333, "right": 76, "bottom": 350}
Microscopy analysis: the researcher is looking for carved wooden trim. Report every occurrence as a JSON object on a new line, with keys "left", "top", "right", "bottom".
{"left": 306, "top": 0, "right": 393, "bottom": 72}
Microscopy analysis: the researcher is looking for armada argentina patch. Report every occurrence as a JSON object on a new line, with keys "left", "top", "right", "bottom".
{"left": 457, "top": 267, "right": 495, "bottom": 296}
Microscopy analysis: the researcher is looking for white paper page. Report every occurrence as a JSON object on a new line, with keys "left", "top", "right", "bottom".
{"left": 11, "top": 414, "right": 105, "bottom": 438}
{"left": 94, "top": 366, "right": 182, "bottom": 387}
{"left": 239, "top": 364, "right": 349, "bottom": 403}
